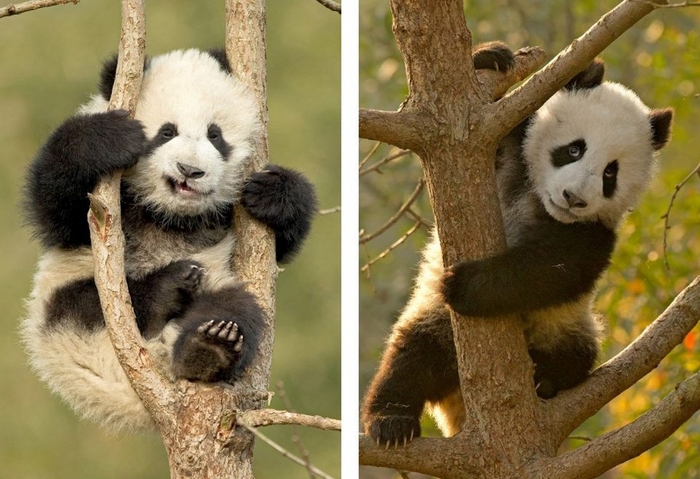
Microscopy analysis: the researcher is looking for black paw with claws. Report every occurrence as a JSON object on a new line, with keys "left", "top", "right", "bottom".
{"left": 365, "top": 414, "right": 421, "bottom": 449}
{"left": 197, "top": 320, "right": 244, "bottom": 352}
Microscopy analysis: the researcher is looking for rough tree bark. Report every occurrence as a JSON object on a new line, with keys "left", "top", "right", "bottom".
{"left": 359, "top": 1, "right": 700, "bottom": 478}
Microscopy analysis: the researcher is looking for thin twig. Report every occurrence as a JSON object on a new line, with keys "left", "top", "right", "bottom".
{"left": 359, "top": 149, "right": 412, "bottom": 177}
{"left": 661, "top": 162, "right": 700, "bottom": 270}
{"left": 361, "top": 220, "right": 422, "bottom": 272}
{"left": 313, "top": 0, "right": 340, "bottom": 13}
{"left": 360, "top": 141, "right": 381, "bottom": 170}
{"left": 361, "top": 242, "right": 377, "bottom": 293}
{"left": 239, "top": 423, "right": 336, "bottom": 479}
{"left": 632, "top": 0, "right": 700, "bottom": 7}
{"left": 276, "top": 381, "right": 314, "bottom": 479}
{"left": 0, "top": 0, "right": 77, "bottom": 18}
{"left": 359, "top": 178, "right": 424, "bottom": 243}
{"left": 238, "top": 409, "right": 341, "bottom": 431}
{"left": 319, "top": 206, "right": 341, "bottom": 215}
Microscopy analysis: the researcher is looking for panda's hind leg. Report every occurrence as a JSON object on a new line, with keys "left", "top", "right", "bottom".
{"left": 170, "top": 285, "right": 263, "bottom": 382}
{"left": 361, "top": 307, "right": 459, "bottom": 447}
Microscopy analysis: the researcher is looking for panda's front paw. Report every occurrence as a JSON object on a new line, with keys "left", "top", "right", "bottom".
{"left": 67, "top": 110, "right": 148, "bottom": 172}
{"left": 364, "top": 414, "right": 421, "bottom": 449}
{"left": 240, "top": 164, "right": 317, "bottom": 228}
{"left": 441, "top": 261, "right": 479, "bottom": 316}
{"left": 472, "top": 41, "right": 515, "bottom": 72}
{"left": 241, "top": 164, "right": 317, "bottom": 263}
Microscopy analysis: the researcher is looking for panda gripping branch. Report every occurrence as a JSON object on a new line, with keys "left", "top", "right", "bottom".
{"left": 22, "top": 49, "right": 317, "bottom": 431}
{"left": 361, "top": 43, "right": 673, "bottom": 447}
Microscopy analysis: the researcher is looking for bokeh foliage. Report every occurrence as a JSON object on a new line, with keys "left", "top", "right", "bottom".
{"left": 359, "top": 1, "right": 699, "bottom": 478}
{"left": 0, "top": 2, "right": 340, "bottom": 478}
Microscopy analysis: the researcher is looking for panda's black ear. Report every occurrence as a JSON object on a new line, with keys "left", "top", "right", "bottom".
{"left": 99, "top": 54, "right": 119, "bottom": 101}
{"left": 564, "top": 59, "right": 605, "bottom": 91}
{"left": 649, "top": 108, "right": 673, "bottom": 151}
{"left": 99, "top": 54, "right": 150, "bottom": 101}
{"left": 207, "top": 49, "right": 232, "bottom": 73}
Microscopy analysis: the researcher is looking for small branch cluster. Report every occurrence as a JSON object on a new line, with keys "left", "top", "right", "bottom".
{"left": 314, "top": 0, "right": 341, "bottom": 14}
{"left": 0, "top": 0, "right": 78, "bottom": 19}
{"left": 661, "top": 161, "right": 700, "bottom": 269}
{"left": 359, "top": 145, "right": 430, "bottom": 274}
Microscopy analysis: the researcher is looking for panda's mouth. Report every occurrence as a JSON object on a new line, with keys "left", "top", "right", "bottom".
{"left": 167, "top": 178, "right": 205, "bottom": 198}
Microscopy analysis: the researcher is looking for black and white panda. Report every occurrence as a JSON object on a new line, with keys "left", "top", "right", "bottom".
{"left": 22, "top": 49, "right": 317, "bottom": 431}
{"left": 361, "top": 43, "right": 673, "bottom": 446}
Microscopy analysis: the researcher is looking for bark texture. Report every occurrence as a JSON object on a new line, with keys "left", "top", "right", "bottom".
{"left": 359, "top": 0, "right": 700, "bottom": 477}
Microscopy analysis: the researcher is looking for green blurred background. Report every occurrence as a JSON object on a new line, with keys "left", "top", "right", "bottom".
{"left": 360, "top": 1, "right": 699, "bottom": 478}
{"left": 0, "top": 2, "right": 340, "bottom": 478}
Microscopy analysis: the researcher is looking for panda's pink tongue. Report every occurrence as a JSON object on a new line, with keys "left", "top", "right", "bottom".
{"left": 176, "top": 181, "right": 197, "bottom": 196}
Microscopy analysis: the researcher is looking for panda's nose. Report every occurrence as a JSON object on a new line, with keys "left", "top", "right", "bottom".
{"left": 177, "top": 162, "right": 205, "bottom": 179}
{"left": 563, "top": 189, "right": 587, "bottom": 209}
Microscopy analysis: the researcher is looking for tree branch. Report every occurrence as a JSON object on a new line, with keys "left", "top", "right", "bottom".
{"left": 313, "top": 0, "right": 340, "bottom": 14}
{"left": 535, "top": 373, "right": 700, "bottom": 479}
{"left": 358, "top": 108, "right": 429, "bottom": 152}
{"left": 359, "top": 434, "right": 482, "bottom": 477}
{"left": 238, "top": 408, "right": 341, "bottom": 431}
{"left": 547, "top": 275, "right": 700, "bottom": 442}
{"left": 358, "top": 48, "right": 545, "bottom": 149}
{"left": 0, "top": 0, "right": 77, "bottom": 18}
{"left": 239, "top": 423, "right": 336, "bottom": 479}
{"left": 86, "top": 0, "right": 178, "bottom": 430}
{"left": 488, "top": 0, "right": 667, "bottom": 136}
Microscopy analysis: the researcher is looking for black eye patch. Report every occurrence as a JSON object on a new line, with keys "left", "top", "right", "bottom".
{"left": 207, "top": 123, "right": 232, "bottom": 160}
{"left": 150, "top": 122, "right": 178, "bottom": 149}
{"left": 551, "top": 139, "right": 587, "bottom": 168}
{"left": 602, "top": 160, "right": 618, "bottom": 198}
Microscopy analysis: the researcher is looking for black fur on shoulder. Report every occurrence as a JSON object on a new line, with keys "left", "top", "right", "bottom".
{"left": 564, "top": 59, "right": 605, "bottom": 91}
{"left": 241, "top": 164, "right": 318, "bottom": 263}
{"left": 472, "top": 41, "right": 515, "bottom": 72}
{"left": 24, "top": 110, "right": 148, "bottom": 248}
{"left": 171, "top": 284, "right": 263, "bottom": 382}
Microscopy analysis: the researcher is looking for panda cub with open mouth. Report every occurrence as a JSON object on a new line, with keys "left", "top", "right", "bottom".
{"left": 23, "top": 49, "right": 317, "bottom": 431}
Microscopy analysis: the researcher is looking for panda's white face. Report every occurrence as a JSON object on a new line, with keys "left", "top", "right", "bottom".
{"left": 523, "top": 82, "right": 661, "bottom": 229}
{"left": 124, "top": 49, "right": 259, "bottom": 222}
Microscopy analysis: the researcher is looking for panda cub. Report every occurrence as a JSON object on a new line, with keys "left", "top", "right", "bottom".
{"left": 362, "top": 43, "right": 673, "bottom": 446}
{"left": 22, "top": 49, "right": 316, "bottom": 431}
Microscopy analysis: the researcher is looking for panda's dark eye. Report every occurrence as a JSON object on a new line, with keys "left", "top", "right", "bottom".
{"left": 568, "top": 145, "right": 582, "bottom": 158}
{"left": 158, "top": 123, "right": 177, "bottom": 140}
{"left": 604, "top": 160, "right": 619, "bottom": 178}
{"left": 207, "top": 123, "right": 232, "bottom": 159}
{"left": 207, "top": 124, "right": 222, "bottom": 142}
{"left": 551, "top": 139, "right": 587, "bottom": 168}
{"left": 602, "top": 160, "right": 619, "bottom": 198}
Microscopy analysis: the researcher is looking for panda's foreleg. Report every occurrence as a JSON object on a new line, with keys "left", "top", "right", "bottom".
{"left": 170, "top": 285, "right": 263, "bottom": 382}
{"left": 442, "top": 222, "right": 615, "bottom": 317}
{"left": 25, "top": 110, "right": 148, "bottom": 248}
{"left": 240, "top": 164, "right": 318, "bottom": 263}
{"left": 361, "top": 308, "right": 459, "bottom": 446}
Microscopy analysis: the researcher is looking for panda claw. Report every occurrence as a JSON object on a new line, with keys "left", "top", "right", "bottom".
{"left": 197, "top": 320, "right": 215, "bottom": 334}
{"left": 217, "top": 321, "right": 233, "bottom": 339}
{"left": 233, "top": 334, "right": 244, "bottom": 352}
